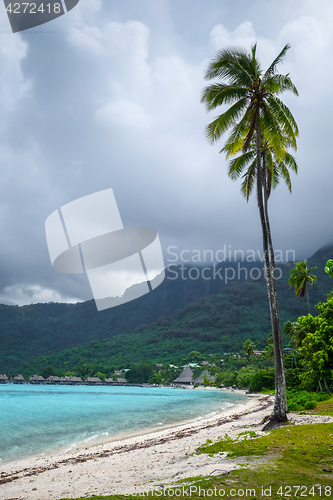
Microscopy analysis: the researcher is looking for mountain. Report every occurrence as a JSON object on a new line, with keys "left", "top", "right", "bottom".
{"left": 1, "top": 244, "right": 333, "bottom": 374}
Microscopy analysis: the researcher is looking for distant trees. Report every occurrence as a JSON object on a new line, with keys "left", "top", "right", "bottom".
{"left": 125, "top": 360, "right": 154, "bottom": 384}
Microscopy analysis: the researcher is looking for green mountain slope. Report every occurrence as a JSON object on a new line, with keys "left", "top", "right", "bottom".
{"left": 2, "top": 244, "right": 333, "bottom": 375}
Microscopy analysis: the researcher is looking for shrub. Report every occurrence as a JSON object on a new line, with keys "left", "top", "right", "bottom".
{"left": 250, "top": 370, "right": 275, "bottom": 392}
{"left": 304, "top": 400, "right": 317, "bottom": 410}
{"left": 286, "top": 390, "right": 330, "bottom": 411}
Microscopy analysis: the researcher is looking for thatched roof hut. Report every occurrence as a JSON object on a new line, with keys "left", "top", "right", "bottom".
{"left": 105, "top": 378, "right": 114, "bottom": 383}
{"left": 194, "top": 370, "right": 215, "bottom": 385}
{"left": 13, "top": 374, "right": 25, "bottom": 383}
{"left": 173, "top": 366, "right": 194, "bottom": 385}
{"left": 29, "top": 375, "right": 45, "bottom": 383}
{"left": 85, "top": 376, "right": 102, "bottom": 384}
{"left": 116, "top": 378, "right": 127, "bottom": 383}
{"left": 46, "top": 376, "right": 61, "bottom": 383}
{"left": 0, "top": 374, "right": 8, "bottom": 383}
{"left": 57, "top": 376, "right": 82, "bottom": 384}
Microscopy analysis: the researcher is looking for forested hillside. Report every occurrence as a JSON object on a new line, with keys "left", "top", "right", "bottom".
{"left": 1, "top": 244, "right": 333, "bottom": 374}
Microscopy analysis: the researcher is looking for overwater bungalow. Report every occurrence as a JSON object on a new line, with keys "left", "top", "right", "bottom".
{"left": 0, "top": 374, "right": 8, "bottom": 383}
{"left": 173, "top": 366, "right": 194, "bottom": 386}
{"left": 46, "top": 376, "right": 61, "bottom": 384}
{"left": 13, "top": 374, "right": 25, "bottom": 383}
{"left": 57, "top": 376, "right": 83, "bottom": 384}
{"left": 29, "top": 375, "right": 45, "bottom": 384}
{"left": 85, "top": 377, "right": 102, "bottom": 384}
{"left": 116, "top": 378, "right": 127, "bottom": 384}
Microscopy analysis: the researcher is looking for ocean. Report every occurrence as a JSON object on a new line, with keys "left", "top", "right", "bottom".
{"left": 0, "top": 384, "right": 246, "bottom": 464}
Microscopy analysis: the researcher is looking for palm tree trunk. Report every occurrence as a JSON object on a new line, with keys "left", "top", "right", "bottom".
{"left": 306, "top": 289, "right": 310, "bottom": 314}
{"left": 324, "top": 378, "right": 331, "bottom": 396}
{"left": 255, "top": 114, "right": 288, "bottom": 427}
{"left": 263, "top": 173, "right": 288, "bottom": 423}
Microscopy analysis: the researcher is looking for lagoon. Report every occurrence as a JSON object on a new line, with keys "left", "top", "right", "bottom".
{"left": 0, "top": 384, "right": 246, "bottom": 464}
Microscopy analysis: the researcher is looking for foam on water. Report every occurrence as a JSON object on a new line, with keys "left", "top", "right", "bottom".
{"left": 0, "top": 384, "right": 246, "bottom": 464}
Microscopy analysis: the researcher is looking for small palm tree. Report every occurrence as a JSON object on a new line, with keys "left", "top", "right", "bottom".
{"left": 283, "top": 320, "right": 306, "bottom": 347}
{"left": 263, "top": 333, "right": 275, "bottom": 361}
{"left": 243, "top": 339, "right": 256, "bottom": 356}
{"left": 288, "top": 260, "right": 317, "bottom": 312}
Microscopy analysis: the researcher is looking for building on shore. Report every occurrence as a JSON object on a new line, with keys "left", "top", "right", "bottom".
{"left": 194, "top": 370, "right": 215, "bottom": 386}
{"left": 173, "top": 366, "right": 194, "bottom": 386}
{"left": 173, "top": 366, "right": 216, "bottom": 387}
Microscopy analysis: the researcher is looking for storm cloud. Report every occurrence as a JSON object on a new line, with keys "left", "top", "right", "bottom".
{"left": 0, "top": 0, "right": 332, "bottom": 305}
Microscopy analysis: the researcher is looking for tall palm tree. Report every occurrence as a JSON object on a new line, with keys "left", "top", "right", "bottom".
{"left": 288, "top": 260, "right": 317, "bottom": 312}
{"left": 201, "top": 43, "right": 298, "bottom": 427}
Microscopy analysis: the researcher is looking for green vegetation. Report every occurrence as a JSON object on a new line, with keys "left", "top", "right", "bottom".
{"left": 286, "top": 390, "right": 330, "bottom": 411}
{"left": 2, "top": 244, "right": 333, "bottom": 376}
{"left": 289, "top": 260, "right": 317, "bottom": 312}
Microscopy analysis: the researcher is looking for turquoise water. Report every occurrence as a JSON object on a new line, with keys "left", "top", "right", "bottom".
{"left": 0, "top": 384, "right": 246, "bottom": 464}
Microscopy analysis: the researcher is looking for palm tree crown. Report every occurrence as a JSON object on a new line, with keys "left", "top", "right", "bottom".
{"left": 201, "top": 43, "right": 298, "bottom": 159}
{"left": 288, "top": 260, "right": 317, "bottom": 314}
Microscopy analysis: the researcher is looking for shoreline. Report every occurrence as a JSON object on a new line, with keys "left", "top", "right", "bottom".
{"left": 0, "top": 391, "right": 273, "bottom": 499}
{"left": 0, "top": 384, "right": 246, "bottom": 467}
{"left": 3, "top": 391, "right": 331, "bottom": 500}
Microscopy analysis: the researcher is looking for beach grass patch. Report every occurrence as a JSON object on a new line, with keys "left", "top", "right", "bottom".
{"left": 307, "top": 396, "right": 333, "bottom": 416}
{"left": 62, "top": 424, "right": 333, "bottom": 500}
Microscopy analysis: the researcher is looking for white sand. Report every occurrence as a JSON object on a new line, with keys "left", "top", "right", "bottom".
{"left": 1, "top": 391, "right": 332, "bottom": 500}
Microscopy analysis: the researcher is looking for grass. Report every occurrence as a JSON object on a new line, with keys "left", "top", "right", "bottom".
{"left": 309, "top": 396, "right": 333, "bottom": 416}
{"left": 60, "top": 401, "right": 333, "bottom": 500}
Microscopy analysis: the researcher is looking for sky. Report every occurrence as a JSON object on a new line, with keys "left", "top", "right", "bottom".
{"left": 0, "top": 0, "right": 332, "bottom": 306}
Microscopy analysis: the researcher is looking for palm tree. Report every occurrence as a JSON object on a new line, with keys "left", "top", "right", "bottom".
{"left": 288, "top": 260, "right": 317, "bottom": 312}
{"left": 243, "top": 339, "right": 256, "bottom": 356}
{"left": 201, "top": 43, "right": 298, "bottom": 427}
{"left": 283, "top": 320, "right": 306, "bottom": 347}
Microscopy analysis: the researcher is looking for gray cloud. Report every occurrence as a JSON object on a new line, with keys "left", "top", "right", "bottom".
{"left": 0, "top": 0, "right": 332, "bottom": 305}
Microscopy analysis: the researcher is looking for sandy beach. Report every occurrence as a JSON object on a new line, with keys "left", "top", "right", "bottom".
{"left": 1, "top": 390, "right": 332, "bottom": 500}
